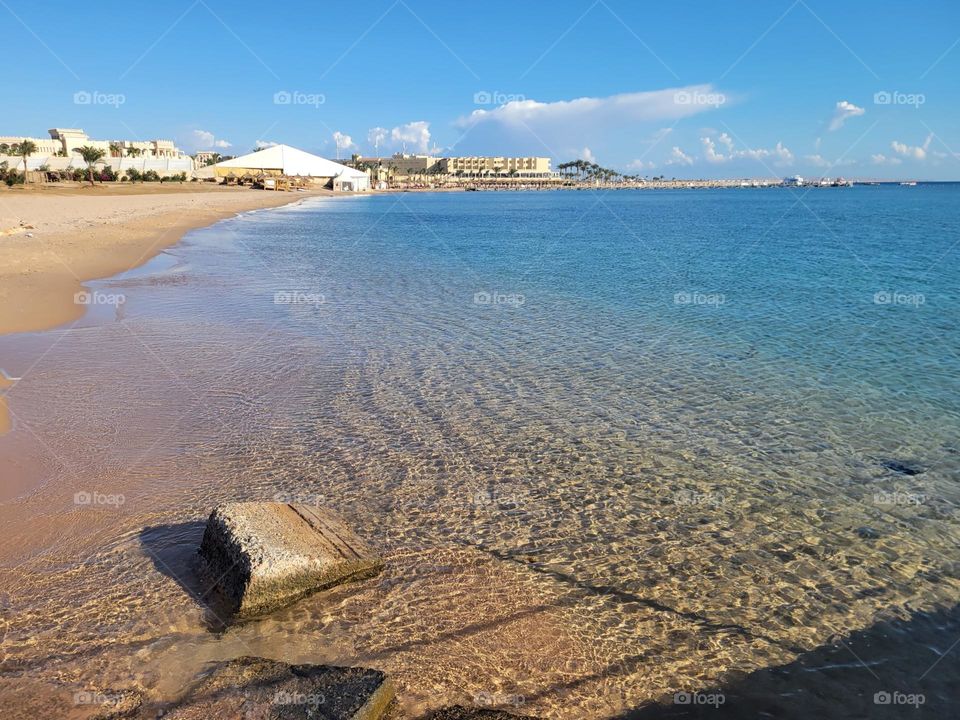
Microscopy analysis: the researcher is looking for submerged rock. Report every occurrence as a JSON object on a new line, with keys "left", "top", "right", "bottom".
{"left": 856, "top": 526, "right": 882, "bottom": 540}
{"left": 880, "top": 459, "right": 924, "bottom": 476}
{"left": 163, "top": 656, "right": 393, "bottom": 720}
{"left": 198, "top": 502, "right": 383, "bottom": 619}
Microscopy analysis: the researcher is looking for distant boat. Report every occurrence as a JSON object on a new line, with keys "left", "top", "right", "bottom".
{"left": 782, "top": 175, "right": 804, "bottom": 187}
{"left": 900, "top": 181, "right": 918, "bottom": 186}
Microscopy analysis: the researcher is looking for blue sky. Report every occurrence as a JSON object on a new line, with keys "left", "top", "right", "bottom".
{"left": 3, "top": 0, "right": 959, "bottom": 179}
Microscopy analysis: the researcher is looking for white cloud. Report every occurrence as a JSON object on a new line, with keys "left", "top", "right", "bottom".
{"left": 828, "top": 100, "right": 865, "bottom": 131}
{"left": 581, "top": 147, "right": 596, "bottom": 163}
{"left": 390, "top": 121, "right": 431, "bottom": 153}
{"left": 805, "top": 154, "right": 830, "bottom": 167}
{"left": 701, "top": 136, "right": 725, "bottom": 163}
{"left": 699, "top": 135, "right": 793, "bottom": 166}
{"left": 332, "top": 131, "right": 355, "bottom": 150}
{"left": 773, "top": 142, "right": 794, "bottom": 164}
{"left": 627, "top": 158, "right": 656, "bottom": 171}
{"left": 255, "top": 140, "right": 279, "bottom": 149}
{"left": 367, "top": 127, "right": 388, "bottom": 151}
{"left": 891, "top": 134, "right": 932, "bottom": 160}
{"left": 188, "top": 129, "right": 231, "bottom": 152}
{"left": 872, "top": 153, "right": 902, "bottom": 166}
{"left": 452, "top": 85, "right": 727, "bottom": 156}
{"left": 666, "top": 146, "right": 694, "bottom": 166}
{"left": 457, "top": 85, "right": 725, "bottom": 129}
{"left": 192, "top": 130, "right": 215, "bottom": 147}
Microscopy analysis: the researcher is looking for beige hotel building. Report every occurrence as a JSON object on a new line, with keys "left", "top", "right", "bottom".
{"left": 438, "top": 156, "right": 552, "bottom": 177}
{"left": 0, "top": 128, "right": 187, "bottom": 159}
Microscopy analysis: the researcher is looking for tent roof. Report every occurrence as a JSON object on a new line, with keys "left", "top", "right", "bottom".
{"left": 212, "top": 144, "right": 366, "bottom": 178}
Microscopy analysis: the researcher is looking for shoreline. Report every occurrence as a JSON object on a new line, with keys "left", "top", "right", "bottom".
{"left": 0, "top": 184, "right": 335, "bottom": 337}
{"left": 0, "top": 184, "right": 334, "bottom": 435}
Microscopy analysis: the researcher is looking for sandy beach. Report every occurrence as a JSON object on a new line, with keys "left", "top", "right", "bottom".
{"left": 0, "top": 183, "right": 325, "bottom": 337}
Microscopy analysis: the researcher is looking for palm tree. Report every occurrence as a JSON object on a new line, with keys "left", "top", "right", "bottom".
{"left": 15, "top": 140, "right": 37, "bottom": 182}
{"left": 109, "top": 142, "right": 123, "bottom": 158}
{"left": 73, "top": 146, "right": 106, "bottom": 185}
{"left": 126, "top": 147, "right": 142, "bottom": 158}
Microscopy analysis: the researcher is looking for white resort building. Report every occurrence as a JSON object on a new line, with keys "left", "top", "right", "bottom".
{"left": 0, "top": 128, "right": 193, "bottom": 174}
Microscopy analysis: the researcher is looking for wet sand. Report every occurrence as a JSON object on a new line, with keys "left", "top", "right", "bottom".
{"left": 0, "top": 183, "right": 327, "bottom": 337}
{"left": 0, "top": 372, "right": 12, "bottom": 434}
{"left": 0, "top": 183, "right": 331, "bottom": 435}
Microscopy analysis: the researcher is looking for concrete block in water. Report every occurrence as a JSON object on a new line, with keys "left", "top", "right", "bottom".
{"left": 198, "top": 502, "right": 382, "bottom": 618}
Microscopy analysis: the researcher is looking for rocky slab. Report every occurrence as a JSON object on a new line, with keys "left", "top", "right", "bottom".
{"left": 163, "top": 656, "right": 393, "bottom": 720}
{"left": 198, "top": 502, "right": 383, "bottom": 619}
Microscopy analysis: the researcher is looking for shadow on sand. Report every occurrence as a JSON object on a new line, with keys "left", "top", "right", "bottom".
{"left": 139, "top": 520, "right": 235, "bottom": 631}
{"left": 608, "top": 603, "right": 960, "bottom": 719}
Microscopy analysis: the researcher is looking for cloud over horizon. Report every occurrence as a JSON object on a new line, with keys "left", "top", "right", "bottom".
{"left": 700, "top": 133, "right": 794, "bottom": 166}
{"left": 828, "top": 100, "right": 865, "bottom": 131}
{"left": 451, "top": 85, "right": 728, "bottom": 157}
{"left": 891, "top": 134, "right": 933, "bottom": 160}
{"left": 186, "top": 129, "right": 232, "bottom": 152}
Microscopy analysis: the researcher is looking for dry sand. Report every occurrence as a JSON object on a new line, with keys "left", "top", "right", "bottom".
{"left": 0, "top": 183, "right": 326, "bottom": 336}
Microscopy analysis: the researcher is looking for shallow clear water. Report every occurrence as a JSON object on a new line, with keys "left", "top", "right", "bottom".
{"left": 1, "top": 187, "right": 959, "bottom": 718}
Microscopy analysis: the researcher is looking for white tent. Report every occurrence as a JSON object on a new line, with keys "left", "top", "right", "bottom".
{"left": 211, "top": 144, "right": 368, "bottom": 190}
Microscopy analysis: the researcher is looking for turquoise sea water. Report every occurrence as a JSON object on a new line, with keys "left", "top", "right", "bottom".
{"left": 2, "top": 186, "right": 959, "bottom": 718}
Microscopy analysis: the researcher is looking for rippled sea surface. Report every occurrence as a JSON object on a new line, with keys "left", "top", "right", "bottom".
{"left": 1, "top": 187, "right": 959, "bottom": 718}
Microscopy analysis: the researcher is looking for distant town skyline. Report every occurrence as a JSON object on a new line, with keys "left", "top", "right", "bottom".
{"left": 2, "top": 0, "right": 959, "bottom": 179}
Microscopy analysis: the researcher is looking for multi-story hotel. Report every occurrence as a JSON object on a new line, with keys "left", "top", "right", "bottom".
{"left": 437, "top": 156, "right": 552, "bottom": 177}
{"left": 194, "top": 151, "right": 224, "bottom": 166}
{"left": 357, "top": 153, "right": 553, "bottom": 178}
